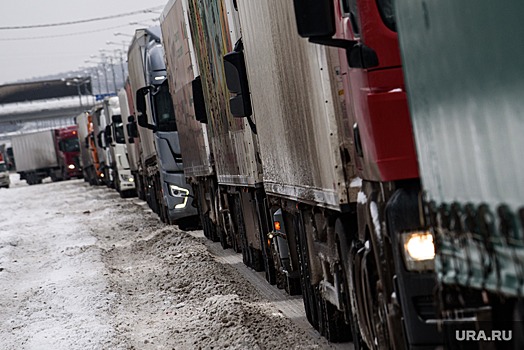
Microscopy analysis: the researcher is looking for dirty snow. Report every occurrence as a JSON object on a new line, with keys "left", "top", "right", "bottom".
{"left": 0, "top": 174, "right": 342, "bottom": 349}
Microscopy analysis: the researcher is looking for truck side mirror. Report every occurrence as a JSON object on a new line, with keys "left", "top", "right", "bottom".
{"left": 112, "top": 114, "right": 122, "bottom": 123}
{"left": 192, "top": 76, "right": 208, "bottom": 124}
{"left": 137, "top": 113, "right": 157, "bottom": 132}
{"left": 135, "top": 87, "right": 157, "bottom": 132}
{"left": 104, "top": 125, "right": 113, "bottom": 144}
{"left": 126, "top": 115, "right": 138, "bottom": 140}
{"left": 293, "top": 0, "right": 335, "bottom": 38}
{"left": 224, "top": 47, "right": 252, "bottom": 118}
{"left": 135, "top": 87, "right": 149, "bottom": 119}
{"left": 97, "top": 131, "right": 105, "bottom": 148}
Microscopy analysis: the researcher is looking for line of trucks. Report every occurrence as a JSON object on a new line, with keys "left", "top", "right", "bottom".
{"left": 71, "top": 0, "right": 523, "bottom": 348}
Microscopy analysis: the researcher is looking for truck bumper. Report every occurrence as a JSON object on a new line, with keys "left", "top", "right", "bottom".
{"left": 162, "top": 172, "right": 197, "bottom": 221}
{"left": 66, "top": 168, "right": 83, "bottom": 179}
{"left": 0, "top": 175, "right": 10, "bottom": 187}
{"left": 118, "top": 170, "right": 136, "bottom": 191}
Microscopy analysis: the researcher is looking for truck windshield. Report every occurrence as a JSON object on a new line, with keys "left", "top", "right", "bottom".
{"left": 62, "top": 137, "right": 80, "bottom": 152}
{"left": 0, "top": 163, "right": 6, "bottom": 172}
{"left": 376, "top": 0, "right": 396, "bottom": 32}
{"left": 153, "top": 83, "right": 177, "bottom": 132}
{"left": 113, "top": 122, "right": 126, "bottom": 144}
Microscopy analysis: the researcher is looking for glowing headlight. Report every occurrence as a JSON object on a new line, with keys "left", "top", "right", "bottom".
{"left": 400, "top": 231, "right": 435, "bottom": 271}
{"left": 169, "top": 185, "right": 189, "bottom": 209}
{"left": 120, "top": 174, "right": 134, "bottom": 182}
{"left": 68, "top": 164, "right": 76, "bottom": 170}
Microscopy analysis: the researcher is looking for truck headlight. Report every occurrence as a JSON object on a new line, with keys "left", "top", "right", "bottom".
{"left": 120, "top": 174, "right": 134, "bottom": 182}
{"left": 169, "top": 185, "right": 189, "bottom": 209}
{"left": 68, "top": 164, "right": 76, "bottom": 170}
{"left": 400, "top": 231, "right": 435, "bottom": 271}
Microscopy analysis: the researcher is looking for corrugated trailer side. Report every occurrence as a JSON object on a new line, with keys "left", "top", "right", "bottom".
{"left": 237, "top": 0, "right": 356, "bottom": 209}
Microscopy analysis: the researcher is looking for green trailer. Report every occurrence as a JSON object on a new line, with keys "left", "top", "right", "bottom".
{"left": 395, "top": 0, "right": 524, "bottom": 345}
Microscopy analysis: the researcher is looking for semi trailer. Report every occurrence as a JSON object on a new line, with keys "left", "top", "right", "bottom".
{"left": 11, "top": 127, "right": 81, "bottom": 185}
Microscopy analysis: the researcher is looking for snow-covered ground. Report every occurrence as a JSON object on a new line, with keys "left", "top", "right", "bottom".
{"left": 0, "top": 174, "right": 346, "bottom": 349}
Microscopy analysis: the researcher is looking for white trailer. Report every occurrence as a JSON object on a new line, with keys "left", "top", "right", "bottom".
{"left": 11, "top": 130, "right": 60, "bottom": 185}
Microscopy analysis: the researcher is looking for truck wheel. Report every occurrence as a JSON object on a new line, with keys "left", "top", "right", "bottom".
{"left": 215, "top": 190, "right": 230, "bottom": 249}
{"left": 357, "top": 237, "right": 391, "bottom": 349}
{"left": 227, "top": 210, "right": 241, "bottom": 253}
{"left": 162, "top": 204, "right": 170, "bottom": 224}
{"left": 254, "top": 192, "right": 276, "bottom": 285}
{"left": 202, "top": 212, "right": 219, "bottom": 242}
{"left": 231, "top": 195, "right": 252, "bottom": 266}
{"left": 334, "top": 218, "right": 359, "bottom": 344}
{"left": 295, "top": 211, "right": 320, "bottom": 330}
{"left": 513, "top": 298, "right": 524, "bottom": 348}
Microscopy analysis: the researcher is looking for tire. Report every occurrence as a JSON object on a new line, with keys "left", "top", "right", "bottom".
{"left": 202, "top": 212, "right": 220, "bottom": 242}
{"left": 215, "top": 190, "right": 230, "bottom": 249}
{"left": 295, "top": 211, "right": 320, "bottom": 330}
{"left": 254, "top": 191, "right": 277, "bottom": 285}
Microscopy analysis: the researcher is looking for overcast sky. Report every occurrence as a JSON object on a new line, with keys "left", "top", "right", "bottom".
{"left": 0, "top": 0, "right": 166, "bottom": 85}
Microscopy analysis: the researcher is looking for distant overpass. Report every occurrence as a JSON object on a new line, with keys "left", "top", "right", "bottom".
{"left": 0, "top": 103, "right": 92, "bottom": 124}
{"left": 0, "top": 98, "right": 92, "bottom": 124}
{"left": 0, "top": 77, "right": 95, "bottom": 125}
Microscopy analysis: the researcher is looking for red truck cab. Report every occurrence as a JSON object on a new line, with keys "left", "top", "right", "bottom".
{"left": 336, "top": 0, "right": 418, "bottom": 181}
{"left": 54, "top": 126, "right": 82, "bottom": 179}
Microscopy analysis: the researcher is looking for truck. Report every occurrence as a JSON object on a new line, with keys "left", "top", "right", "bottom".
{"left": 0, "top": 149, "right": 10, "bottom": 188}
{"left": 394, "top": 0, "right": 524, "bottom": 347}
{"left": 11, "top": 127, "right": 81, "bottom": 185}
{"left": 165, "top": 0, "right": 275, "bottom": 273}
{"left": 102, "top": 96, "right": 136, "bottom": 197}
{"left": 160, "top": 0, "right": 218, "bottom": 239}
{"left": 287, "top": 0, "right": 445, "bottom": 347}
{"left": 91, "top": 103, "right": 113, "bottom": 187}
{"left": 85, "top": 108, "right": 104, "bottom": 186}
{"left": 127, "top": 26, "right": 198, "bottom": 226}
{"left": 76, "top": 111, "right": 93, "bottom": 183}
{"left": 119, "top": 83, "right": 145, "bottom": 199}
{"left": 54, "top": 126, "right": 82, "bottom": 180}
